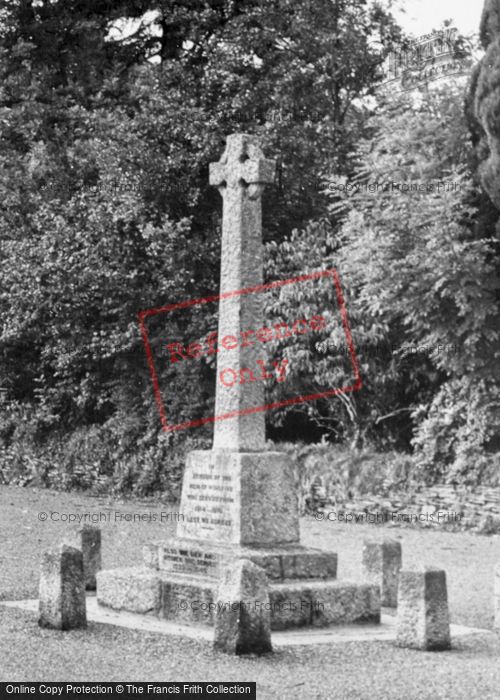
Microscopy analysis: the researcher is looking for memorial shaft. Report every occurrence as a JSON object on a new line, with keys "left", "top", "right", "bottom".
{"left": 209, "top": 134, "right": 275, "bottom": 451}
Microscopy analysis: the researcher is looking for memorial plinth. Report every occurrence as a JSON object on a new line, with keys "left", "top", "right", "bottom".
{"left": 97, "top": 134, "right": 380, "bottom": 634}
{"left": 177, "top": 450, "right": 299, "bottom": 545}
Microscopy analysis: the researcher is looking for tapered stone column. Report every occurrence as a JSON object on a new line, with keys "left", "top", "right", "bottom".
{"left": 208, "top": 133, "right": 275, "bottom": 451}
{"left": 176, "top": 135, "right": 300, "bottom": 547}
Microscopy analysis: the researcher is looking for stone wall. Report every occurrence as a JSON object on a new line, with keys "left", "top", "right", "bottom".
{"left": 309, "top": 483, "right": 500, "bottom": 533}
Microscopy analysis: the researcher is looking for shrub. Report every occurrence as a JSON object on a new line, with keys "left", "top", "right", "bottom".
{"left": 412, "top": 378, "right": 500, "bottom": 485}
{"left": 0, "top": 402, "right": 210, "bottom": 498}
{"left": 278, "top": 441, "right": 417, "bottom": 513}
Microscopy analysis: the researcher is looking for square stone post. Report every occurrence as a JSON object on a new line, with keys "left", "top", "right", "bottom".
{"left": 396, "top": 567, "right": 451, "bottom": 650}
{"left": 214, "top": 559, "right": 272, "bottom": 655}
{"left": 494, "top": 563, "right": 500, "bottom": 629}
{"left": 39, "top": 544, "right": 87, "bottom": 630}
{"left": 78, "top": 525, "right": 101, "bottom": 590}
{"left": 362, "top": 537, "right": 402, "bottom": 607}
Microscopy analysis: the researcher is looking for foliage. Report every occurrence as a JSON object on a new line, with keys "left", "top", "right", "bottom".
{"left": 472, "top": 0, "right": 500, "bottom": 211}
{"left": 0, "top": 0, "right": 403, "bottom": 491}
{"left": 0, "top": 400, "right": 208, "bottom": 498}
{"left": 277, "top": 441, "right": 416, "bottom": 513}
{"left": 2, "top": 2, "right": 497, "bottom": 490}
{"left": 412, "top": 378, "right": 500, "bottom": 485}
{"left": 266, "top": 81, "right": 500, "bottom": 481}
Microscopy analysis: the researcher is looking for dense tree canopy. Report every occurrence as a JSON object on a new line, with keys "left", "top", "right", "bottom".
{"left": 471, "top": 0, "right": 500, "bottom": 212}
{"left": 0, "top": 0, "right": 405, "bottom": 490}
{"left": 1, "top": 0, "right": 498, "bottom": 491}
{"left": 266, "top": 80, "right": 500, "bottom": 482}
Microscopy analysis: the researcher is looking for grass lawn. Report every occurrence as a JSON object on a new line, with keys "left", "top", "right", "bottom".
{"left": 1, "top": 484, "right": 500, "bottom": 699}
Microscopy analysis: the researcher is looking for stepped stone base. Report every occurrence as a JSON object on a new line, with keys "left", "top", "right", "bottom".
{"left": 143, "top": 538, "right": 338, "bottom": 582}
{"left": 97, "top": 567, "right": 160, "bottom": 615}
{"left": 97, "top": 566, "right": 380, "bottom": 630}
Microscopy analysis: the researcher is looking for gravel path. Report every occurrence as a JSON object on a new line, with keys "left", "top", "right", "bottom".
{"left": 1, "top": 485, "right": 499, "bottom": 699}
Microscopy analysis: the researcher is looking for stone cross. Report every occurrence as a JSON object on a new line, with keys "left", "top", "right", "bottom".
{"left": 209, "top": 134, "right": 275, "bottom": 451}
{"left": 175, "top": 134, "right": 295, "bottom": 546}
{"left": 96, "top": 134, "right": 382, "bottom": 638}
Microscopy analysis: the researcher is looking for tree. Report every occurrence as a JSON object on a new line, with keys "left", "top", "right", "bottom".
{"left": 471, "top": 0, "right": 500, "bottom": 212}
{"left": 0, "top": 0, "right": 405, "bottom": 490}
{"left": 266, "top": 80, "right": 500, "bottom": 480}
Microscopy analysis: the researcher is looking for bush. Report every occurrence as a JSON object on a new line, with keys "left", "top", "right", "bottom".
{"left": 412, "top": 378, "right": 500, "bottom": 486}
{"left": 0, "top": 402, "right": 210, "bottom": 498}
{"left": 278, "top": 441, "right": 417, "bottom": 513}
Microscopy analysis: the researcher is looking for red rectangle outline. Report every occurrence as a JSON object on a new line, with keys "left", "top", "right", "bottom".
{"left": 137, "top": 268, "right": 362, "bottom": 432}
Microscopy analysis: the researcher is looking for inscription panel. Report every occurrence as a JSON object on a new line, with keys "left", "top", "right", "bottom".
{"left": 177, "top": 451, "right": 241, "bottom": 544}
{"left": 160, "top": 546, "right": 221, "bottom": 577}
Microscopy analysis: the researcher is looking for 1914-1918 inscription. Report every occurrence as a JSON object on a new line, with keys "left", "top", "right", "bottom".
{"left": 177, "top": 451, "right": 239, "bottom": 542}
